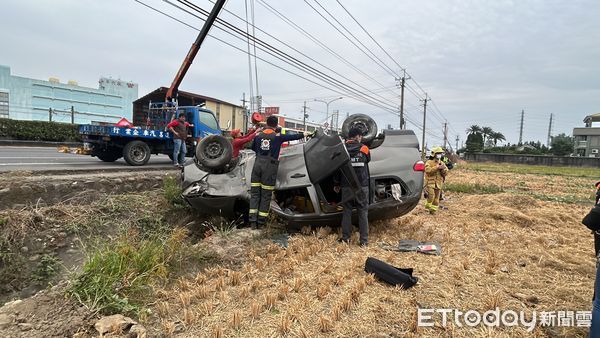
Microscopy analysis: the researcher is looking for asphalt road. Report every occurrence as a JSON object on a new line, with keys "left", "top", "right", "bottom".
{"left": 0, "top": 146, "right": 178, "bottom": 172}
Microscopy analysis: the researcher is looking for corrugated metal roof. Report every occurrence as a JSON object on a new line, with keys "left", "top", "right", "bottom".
{"left": 134, "top": 87, "right": 242, "bottom": 108}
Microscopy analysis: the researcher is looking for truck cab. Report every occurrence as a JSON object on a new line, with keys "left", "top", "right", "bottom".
{"left": 176, "top": 105, "right": 221, "bottom": 139}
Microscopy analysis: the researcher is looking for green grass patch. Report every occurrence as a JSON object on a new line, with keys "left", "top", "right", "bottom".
{"left": 163, "top": 175, "right": 185, "bottom": 208}
{"left": 461, "top": 162, "right": 599, "bottom": 178}
{"left": 444, "top": 182, "right": 505, "bottom": 194}
{"left": 69, "top": 226, "right": 200, "bottom": 316}
{"left": 530, "top": 194, "right": 591, "bottom": 204}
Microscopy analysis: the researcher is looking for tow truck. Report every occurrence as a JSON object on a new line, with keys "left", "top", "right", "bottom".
{"left": 79, "top": 0, "right": 228, "bottom": 166}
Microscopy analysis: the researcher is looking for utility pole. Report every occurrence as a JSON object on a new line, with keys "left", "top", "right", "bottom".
{"left": 443, "top": 121, "right": 448, "bottom": 149}
{"left": 455, "top": 135, "right": 459, "bottom": 152}
{"left": 49, "top": 108, "right": 52, "bottom": 122}
{"left": 314, "top": 97, "right": 342, "bottom": 132}
{"left": 396, "top": 69, "right": 409, "bottom": 129}
{"left": 331, "top": 110, "right": 339, "bottom": 133}
{"left": 71, "top": 106, "right": 75, "bottom": 124}
{"left": 302, "top": 101, "right": 308, "bottom": 132}
{"left": 420, "top": 93, "right": 430, "bottom": 159}
{"left": 241, "top": 93, "right": 248, "bottom": 133}
{"left": 518, "top": 109, "right": 524, "bottom": 145}
{"left": 547, "top": 113, "right": 553, "bottom": 147}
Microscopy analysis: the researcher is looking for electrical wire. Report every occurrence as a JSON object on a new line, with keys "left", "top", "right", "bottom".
{"left": 170, "top": 0, "right": 406, "bottom": 116}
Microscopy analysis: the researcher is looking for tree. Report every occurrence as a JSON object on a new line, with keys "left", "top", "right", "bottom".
{"left": 465, "top": 132, "right": 484, "bottom": 153}
{"left": 550, "top": 133, "right": 574, "bottom": 156}
{"left": 466, "top": 125, "right": 482, "bottom": 135}
{"left": 481, "top": 126, "right": 494, "bottom": 145}
{"left": 489, "top": 131, "right": 506, "bottom": 146}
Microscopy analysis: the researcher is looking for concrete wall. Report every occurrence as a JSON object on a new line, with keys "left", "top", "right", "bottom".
{"left": 465, "top": 153, "right": 600, "bottom": 168}
{"left": 204, "top": 101, "right": 244, "bottom": 130}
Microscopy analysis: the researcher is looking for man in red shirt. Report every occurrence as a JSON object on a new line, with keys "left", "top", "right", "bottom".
{"left": 231, "top": 128, "right": 262, "bottom": 159}
{"left": 167, "top": 113, "right": 193, "bottom": 167}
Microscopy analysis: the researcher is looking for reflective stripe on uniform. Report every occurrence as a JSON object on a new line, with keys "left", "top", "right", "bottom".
{"left": 351, "top": 163, "right": 365, "bottom": 167}
{"left": 249, "top": 209, "right": 258, "bottom": 214}
{"left": 258, "top": 211, "right": 270, "bottom": 217}
{"left": 261, "top": 184, "right": 275, "bottom": 190}
{"left": 251, "top": 182, "right": 261, "bottom": 187}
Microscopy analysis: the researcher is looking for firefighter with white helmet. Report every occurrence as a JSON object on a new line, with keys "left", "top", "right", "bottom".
{"left": 424, "top": 146, "right": 448, "bottom": 213}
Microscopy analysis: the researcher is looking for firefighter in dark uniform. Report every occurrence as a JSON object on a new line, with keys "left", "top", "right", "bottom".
{"left": 249, "top": 116, "right": 305, "bottom": 228}
{"left": 334, "top": 127, "right": 371, "bottom": 246}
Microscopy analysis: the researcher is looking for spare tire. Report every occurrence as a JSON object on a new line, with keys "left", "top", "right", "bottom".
{"left": 341, "top": 113, "right": 378, "bottom": 143}
{"left": 195, "top": 135, "right": 233, "bottom": 171}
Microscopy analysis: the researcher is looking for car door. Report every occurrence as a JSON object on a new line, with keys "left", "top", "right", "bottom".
{"left": 303, "top": 131, "right": 350, "bottom": 184}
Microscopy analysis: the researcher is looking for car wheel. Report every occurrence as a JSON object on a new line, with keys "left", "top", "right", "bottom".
{"left": 195, "top": 135, "right": 233, "bottom": 171}
{"left": 123, "top": 140, "right": 151, "bottom": 166}
{"left": 341, "top": 114, "right": 378, "bottom": 143}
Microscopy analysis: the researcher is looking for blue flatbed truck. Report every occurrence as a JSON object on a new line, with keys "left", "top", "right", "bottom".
{"left": 79, "top": 104, "right": 223, "bottom": 166}
{"left": 80, "top": 0, "right": 232, "bottom": 167}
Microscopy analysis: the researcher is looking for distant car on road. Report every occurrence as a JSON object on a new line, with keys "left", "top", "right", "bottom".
{"left": 181, "top": 114, "right": 425, "bottom": 227}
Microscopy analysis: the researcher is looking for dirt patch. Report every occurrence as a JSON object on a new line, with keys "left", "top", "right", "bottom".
{"left": 0, "top": 282, "right": 96, "bottom": 338}
{"left": 0, "top": 171, "right": 170, "bottom": 210}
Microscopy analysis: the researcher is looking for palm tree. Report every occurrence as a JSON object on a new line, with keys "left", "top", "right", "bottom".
{"left": 490, "top": 131, "right": 506, "bottom": 146}
{"left": 466, "top": 125, "right": 482, "bottom": 135}
{"left": 481, "top": 127, "right": 494, "bottom": 144}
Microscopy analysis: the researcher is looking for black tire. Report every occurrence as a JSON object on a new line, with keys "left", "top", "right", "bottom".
{"left": 195, "top": 135, "right": 233, "bottom": 171}
{"left": 341, "top": 114, "right": 378, "bottom": 143}
{"left": 123, "top": 140, "right": 151, "bottom": 166}
{"left": 96, "top": 149, "right": 121, "bottom": 162}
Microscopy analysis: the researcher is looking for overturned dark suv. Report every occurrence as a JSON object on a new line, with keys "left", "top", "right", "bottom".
{"left": 181, "top": 114, "right": 424, "bottom": 227}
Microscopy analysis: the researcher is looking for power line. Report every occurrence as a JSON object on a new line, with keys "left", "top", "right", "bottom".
{"left": 141, "top": 0, "right": 408, "bottom": 122}
{"left": 308, "top": 0, "right": 399, "bottom": 77}
{"left": 139, "top": 1, "right": 439, "bottom": 136}
{"left": 177, "top": 0, "right": 402, "bottom": 112}
{"left": 334, "top": 0, "right": 404, "bottom": 73}
{"left": 254, "top": 0, "right": 397, "bottom": 97}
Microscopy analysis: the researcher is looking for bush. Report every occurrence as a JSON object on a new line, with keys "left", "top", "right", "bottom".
{"left": 70, "top": 227, "right": 192, "bottom": 316}
{"left": 0, "top": 118, "right": 81, "bottom": 142}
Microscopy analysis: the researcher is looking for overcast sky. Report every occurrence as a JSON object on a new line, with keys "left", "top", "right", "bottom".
{"left": 2, "top": 0, "right": 599, "bottom": 147}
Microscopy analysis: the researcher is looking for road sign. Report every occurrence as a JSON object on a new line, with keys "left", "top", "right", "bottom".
{"left": 323, "top": 122, "right": 329, "bottom": 128}
{"left": 264, "top": 107, "right": 279, "bottom": 116}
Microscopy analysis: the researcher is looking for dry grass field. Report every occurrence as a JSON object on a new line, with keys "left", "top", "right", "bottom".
{"left": 147, "top": 163, "right": 598, "bottom": 337}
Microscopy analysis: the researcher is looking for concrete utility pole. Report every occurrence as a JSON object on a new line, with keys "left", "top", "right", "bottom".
{"left": 455, "top": 135, "right": 460, "bottom": 151}
{"left": 443, "top": 121, "right": 448, "bottom": 149}
{"left": 331, "top": 110, "right": 339, "bottom": 133}
{"left": 420, "top": 93, "right": 430, "bottom": 159}
{"left": 396, "top": 70, "right": 409, "bottom": 129}
{"left": 302, "top": 101, "right": 308, "bottom": 132}
{"left": 71, "top": 106, "right": 75, "bottom": 124}
{"left": 241, "top": 93, "right": 248, "bottom": 133}
{"left": 519, "top": 109, "right": 524, "bottom": 145}
{"left": 547, "top": 113, "right": 553, "bottom": 147}
{"left": 314, "top": 97, "right": 342, "bottom": 132}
